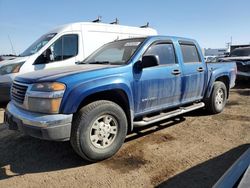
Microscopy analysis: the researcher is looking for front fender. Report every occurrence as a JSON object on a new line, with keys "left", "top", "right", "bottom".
{"left": 60, "top": 76, "right": 134, "bottom": 115}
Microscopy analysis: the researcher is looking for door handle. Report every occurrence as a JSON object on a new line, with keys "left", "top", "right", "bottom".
{"left": 197, "top": 67, "right": 204, "bottom": 72}
{"left": 172, "top": 69, "right": 181, "bottom": 75}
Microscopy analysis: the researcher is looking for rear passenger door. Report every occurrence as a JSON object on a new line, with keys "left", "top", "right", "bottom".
{"left": 134, "top": 41, "right": 182, "bottom": 115}
{"left": 179, "top": 41, "right": 206, "bottom": 103}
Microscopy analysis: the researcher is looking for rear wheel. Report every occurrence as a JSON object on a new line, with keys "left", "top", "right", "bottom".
{"left": 205, "top": 81, "right": 227, "bottom": 114}
{"left": 70, "top": 100, "right": 127, "bottom": 162}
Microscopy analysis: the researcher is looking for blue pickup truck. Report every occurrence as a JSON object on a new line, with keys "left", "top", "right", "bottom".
{"left": 5, "top": 36, "right": 237, "bottom": 162}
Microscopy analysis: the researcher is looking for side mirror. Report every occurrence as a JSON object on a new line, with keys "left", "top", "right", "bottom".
{"left": 141, "top": 55, "right": 159, "bottom": 68}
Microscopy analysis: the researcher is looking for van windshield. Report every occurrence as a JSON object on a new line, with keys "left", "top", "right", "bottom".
{"left": 82, "top": 38, "right": 145, "bottom": 65}
{"left": 20, "top": 33, "right": 57, "bottom": 57}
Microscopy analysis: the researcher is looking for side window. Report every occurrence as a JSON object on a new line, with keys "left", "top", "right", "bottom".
{"left": 52, "top": 37, "right": 63, "bottom": 61}
{"left": 62, "top": 35, "right": 78, "bottom": 59}
{"left": 144, "top": 43, "right": 176, "bottom": 65}
{"left": 180, "top": 44, "right": 201, "bottom": 63}
{"left": 50, "top": 34, "right": 78, "bottom": 62}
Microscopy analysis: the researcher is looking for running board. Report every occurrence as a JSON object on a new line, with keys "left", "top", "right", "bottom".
{"left": 133, "top": 102, "right": 205, "bottom": 127}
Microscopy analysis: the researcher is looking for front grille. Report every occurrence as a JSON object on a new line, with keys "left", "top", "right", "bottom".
{"left": 11, "top": 82, "right": 28, "bottom": 104}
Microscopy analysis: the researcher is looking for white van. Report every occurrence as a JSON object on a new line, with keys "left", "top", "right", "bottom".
{"left": 0, "top": 22, "right": 157, "bottom": 102}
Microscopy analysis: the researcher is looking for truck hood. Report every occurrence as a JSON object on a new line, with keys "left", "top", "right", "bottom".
{"left": 15, "top": 64, "right": 120, "bottom": 83}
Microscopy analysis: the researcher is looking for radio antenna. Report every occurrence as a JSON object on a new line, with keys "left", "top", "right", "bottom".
{"left": 8, "top": 35, "right": 16, "bottom": 55}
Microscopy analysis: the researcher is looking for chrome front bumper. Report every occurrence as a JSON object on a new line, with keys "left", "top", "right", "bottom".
{"left": 5, "top": 102, "right": 73, "bottom": 141}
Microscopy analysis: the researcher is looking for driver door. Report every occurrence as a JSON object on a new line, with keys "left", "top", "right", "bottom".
{"left": 133, "top": 41, "right": 182, "bottom": 115}
{"left": 34, "top": 33, "right": 80, "bottom": 70}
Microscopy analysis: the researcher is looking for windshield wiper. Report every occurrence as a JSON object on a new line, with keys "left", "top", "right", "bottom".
{"left": 88, "top": 61, "right": 110, "bottom": 64}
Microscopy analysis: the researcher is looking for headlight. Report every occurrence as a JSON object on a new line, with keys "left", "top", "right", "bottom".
{"left": 27, "top": 97, "right": 63, "bottom": 114}
{"left": 31, "top": 82, "right": 65, "bottom": 92}
{"left": 26, "top": 82, "right": 66, "bottom": 114}
{"left": 0, "top": 62, "right": 25, "bottom": 75}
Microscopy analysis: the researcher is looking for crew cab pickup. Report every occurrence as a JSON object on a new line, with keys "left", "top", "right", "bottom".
{"left": 5, "top": 36, "right": 237, "bottom": 162}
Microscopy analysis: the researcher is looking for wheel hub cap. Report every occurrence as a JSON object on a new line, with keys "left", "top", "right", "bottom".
{"left": 89, "top": 115, "right": 118, "bottom": 149}
{"left": 215, "top": 88, "right": 224, "bottom": 107}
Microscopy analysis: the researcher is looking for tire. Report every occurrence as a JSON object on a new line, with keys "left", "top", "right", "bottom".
{"left": 70, "top": 100, "right": 128, "bottom": 162}
{"left": 205, "top": 81, "right": 227, "bottom": 114}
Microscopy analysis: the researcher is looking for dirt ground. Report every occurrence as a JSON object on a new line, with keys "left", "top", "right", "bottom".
{"left": 0, "top": 81, "right": 249, "bottom": 188}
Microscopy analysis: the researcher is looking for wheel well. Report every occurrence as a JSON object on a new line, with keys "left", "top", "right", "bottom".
{"left": 215, "top": 76, "right": 230, "bottom": 98}
{"left": 77, "top": 89, "right": 132, "bottom": 133}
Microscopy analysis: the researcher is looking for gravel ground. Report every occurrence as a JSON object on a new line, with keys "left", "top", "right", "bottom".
{"left": 0, "top": 81, "right": 249, "bottom": 188}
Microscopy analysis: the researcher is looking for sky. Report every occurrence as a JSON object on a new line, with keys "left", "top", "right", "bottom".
{"left": 0, "top": 0, "right": 250, "bottom": 55}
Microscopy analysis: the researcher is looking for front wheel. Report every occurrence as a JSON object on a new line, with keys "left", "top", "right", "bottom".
{"left": 205, "top": 81, "right": 227, "bottom": 114}
{"left": 70, "top": 100, "right": 128, "bottom": 162}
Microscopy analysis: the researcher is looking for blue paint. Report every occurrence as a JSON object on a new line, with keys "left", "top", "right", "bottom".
{"left": 14, "top": 36, "right": 237, "bottom": 126}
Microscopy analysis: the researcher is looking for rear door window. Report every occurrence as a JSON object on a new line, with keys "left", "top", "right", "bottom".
{"left": 180, "top": 43, "right": 201, "bottom": 63}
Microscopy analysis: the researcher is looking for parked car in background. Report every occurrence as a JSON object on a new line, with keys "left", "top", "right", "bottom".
{"left": 204, "top": 55, "right": 217, "bottom": 63}
{"left": 0, "top": 22, "right": 157, "bottom": 102}
{"left": 5, "top": 36, "right": 236, "bottom": 162}
{"left": 0, "top": 55, "right": 17, "bottom": 62}
{"left": 219, "top": 47, "right": 250, "bottom": 79}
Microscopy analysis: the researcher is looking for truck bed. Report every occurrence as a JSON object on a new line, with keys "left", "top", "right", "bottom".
{"left": 207, "top": 61, "right": 237, "bottom": 89}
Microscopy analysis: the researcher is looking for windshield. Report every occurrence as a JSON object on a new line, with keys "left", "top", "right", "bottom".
{"left": 82, "top": 38, "right": 145, "bottom": 65}
{"left": 20, "top": 33, "right": 57, "bottom": 57}
{"left": 230, "top": 48, "right": 250, "bottom": 57}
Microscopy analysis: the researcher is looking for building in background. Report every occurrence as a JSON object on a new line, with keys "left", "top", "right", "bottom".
{"left": 204, "top": 48, "right": 227, "bottom": 57}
